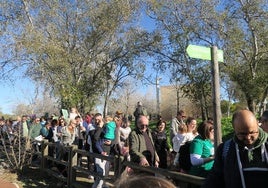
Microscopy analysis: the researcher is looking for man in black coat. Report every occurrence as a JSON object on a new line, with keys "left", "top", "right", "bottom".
{"left": 203, "top": 109, "right": 268, "bottom": 188}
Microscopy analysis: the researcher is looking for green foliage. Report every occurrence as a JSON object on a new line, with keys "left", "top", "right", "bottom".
{"left": 12, "top": 0, "right": 160, "bottom": 115}
{"left": 221, "top": 100, "right": 230, "bottom": 116}
{"left": 221, "top": 117, "right": 234, "bottom": 141}
{"left": 220, "top": 0, "right": 268, "bottom": 113}
{"left": 146, "top": 0, "right": 268, "bottom": 115}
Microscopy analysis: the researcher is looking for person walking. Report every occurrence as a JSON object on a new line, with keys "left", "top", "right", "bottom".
{"left": 129, "top": 115, "right": 159, "bottom": 168}
{"left": 188, "top": 120, "right": 215, "bottom": 177}
{"left": 58, "top": 119, "right": 78, "bottom": 176}
{"left": 170, "top": 110, "right": 186, "bottom": 143}
{"left": 203, "top": 109, "right": 268, "bottom": 188}
{"left": 152, "top": 120, "right": 170, "bottom": 169}
{"left": 170, "top": 110, "right": 186, "bottom": 165}
{"left": 133, "top": 102, "right": 148, "bottom": 126}
{"left": 172, "top": 123, "right": 194, "bottom": 171}
{"left": 90, "top": 113, "right": 112, "bottom": 188}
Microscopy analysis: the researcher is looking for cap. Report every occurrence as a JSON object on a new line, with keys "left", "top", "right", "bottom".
{"left": 116, "top": 110, "right": 123, "bottom": 115}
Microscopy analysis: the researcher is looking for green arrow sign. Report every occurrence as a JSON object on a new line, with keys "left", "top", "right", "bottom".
{"left": 186, "top": 44, "right": 224, "bottom": 62}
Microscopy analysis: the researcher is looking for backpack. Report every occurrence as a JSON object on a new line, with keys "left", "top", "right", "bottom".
{"left": 178, "top": 141, "right": 192, "bottom": 171}
{"left": 222, "top": 139, "right": 231, "bottom": 162}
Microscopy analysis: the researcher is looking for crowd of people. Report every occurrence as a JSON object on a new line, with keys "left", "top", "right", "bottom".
{"left": 1, "top": 103, "right": 268, "bottom": 188}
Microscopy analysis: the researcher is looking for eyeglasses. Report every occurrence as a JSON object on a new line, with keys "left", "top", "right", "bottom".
{"left": 236, "top": 131, "right": 259, "bottom": 138}
{"left": 139, "top": 124, "right": 148, "bottom": 128}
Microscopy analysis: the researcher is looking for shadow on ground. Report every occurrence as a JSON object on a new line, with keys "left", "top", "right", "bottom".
{"left": 15, "top": 165, "right": 94, "bottom": 188}
{"left": 16, "top": 166, "right": 65, "bottom": 188}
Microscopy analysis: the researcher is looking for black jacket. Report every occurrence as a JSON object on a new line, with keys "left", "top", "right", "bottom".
{"left": 203, "top": 131, "right": 268, "bottom": 188}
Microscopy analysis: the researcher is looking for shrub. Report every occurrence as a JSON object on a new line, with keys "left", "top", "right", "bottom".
{"left": 0, "top": 129, "right": 34, "bottom": 172}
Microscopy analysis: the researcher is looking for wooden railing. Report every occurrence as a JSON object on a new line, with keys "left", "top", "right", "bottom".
{"left": 36, "top": 140, "right": 205, "bottom": 188}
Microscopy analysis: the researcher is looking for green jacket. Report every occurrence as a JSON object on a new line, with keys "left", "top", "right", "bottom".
{"left": 129, "top": 128, "right": 159, "bottom": 166}
{"left": 29, "top": 123, "right": 42, "bottom": 140}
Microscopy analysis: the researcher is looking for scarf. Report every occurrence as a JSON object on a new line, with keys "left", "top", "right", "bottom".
{"left": 234, "top": 128, "right": 268, "bottom": 162}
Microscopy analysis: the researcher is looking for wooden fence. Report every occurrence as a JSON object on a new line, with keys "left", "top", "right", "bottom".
{"left": 36, "top": 140, "right": 205, "bottom": 188}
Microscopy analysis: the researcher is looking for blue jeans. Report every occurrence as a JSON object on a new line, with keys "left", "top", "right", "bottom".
{"left": 92, "top": 158, "right": 110, "bottom": 188}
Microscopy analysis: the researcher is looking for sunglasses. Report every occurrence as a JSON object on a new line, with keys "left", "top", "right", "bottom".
{"left": 139, "top": 124, "right": 148, "bottom": 128}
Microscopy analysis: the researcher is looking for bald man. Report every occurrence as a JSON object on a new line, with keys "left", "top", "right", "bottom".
{"left": 203, "top": 109, "right": 268, "bottom": 188}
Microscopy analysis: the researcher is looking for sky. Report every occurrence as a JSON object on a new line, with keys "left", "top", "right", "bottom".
{"left": 0, "top": 78, "right": 36, "bottom": 114}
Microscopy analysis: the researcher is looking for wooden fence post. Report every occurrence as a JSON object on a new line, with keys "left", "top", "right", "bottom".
{"left": 67, "top": 145, "right": 78, "bottom": 188}
{"left": 41, "top": 139, "right": 49, "bottom": 170}
{"left": 114, "top": 155, "right": 124, "bottom": 179}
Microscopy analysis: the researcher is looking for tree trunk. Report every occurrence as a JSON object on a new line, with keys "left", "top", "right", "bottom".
{"left": 247, "top": 98, "right": 255, "bottom": 114}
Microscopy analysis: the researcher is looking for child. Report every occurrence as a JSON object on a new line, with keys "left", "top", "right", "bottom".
{"left": 172, "top": 123, "right": 193, "bottom": 168}
{"left": 119, "top": 119, "right": 131, "bottom": 158}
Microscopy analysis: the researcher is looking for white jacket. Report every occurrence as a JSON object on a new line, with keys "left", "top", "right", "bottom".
{"left": 172, "top": 132, "right": 196, "bottom": 152}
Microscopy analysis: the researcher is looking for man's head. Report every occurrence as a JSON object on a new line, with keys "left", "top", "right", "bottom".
{"left": 34, "top": 117, "right": 40, "bottom": 124}
{"left": 177, "top": 110, "right": 186, "bottom": 121}
{"left": 261, "top": 110, "right": 268, "bottom": 133}
{"left": 75, "top": 115, "right": 81, "bottom": 125}
{"left": 232, "top": 109, "right": 259, "bottom": 147}
{"left": 94, "top": 113, "right": 103, "bottom": 125}
{"left": 22, "top": 115, "right": 28, "bottom": 122}
{"left": 51, "top": 119, "right": 58, "bottom": 127}
{"left": 137, "top": 115, "right": 149, "bottom": 132}
{"left": 0, "top": 117, "right": 4, "bottom": 126}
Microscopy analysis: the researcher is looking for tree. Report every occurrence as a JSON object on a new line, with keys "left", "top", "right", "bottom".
{"left": 219, "top": 0, "right": 268, "bottom": 114}
{"left": 0, "top": 1, "right": 30, "bottom": 83}
{"left": 1, "top": 0, "right": 160, "bottom": 115}
{"left": 107, "top": 79, "right": 138, "bottom": 116}
{"left": 144, "top": 0, "right": 221, "bottom": 118}
{"left": 145, "top": 0, "right": 268, "bottom": 115}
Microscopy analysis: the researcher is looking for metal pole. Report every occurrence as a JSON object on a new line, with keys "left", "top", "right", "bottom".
{"left": 211, "top": 46, "right": 222, "bottom": 148}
